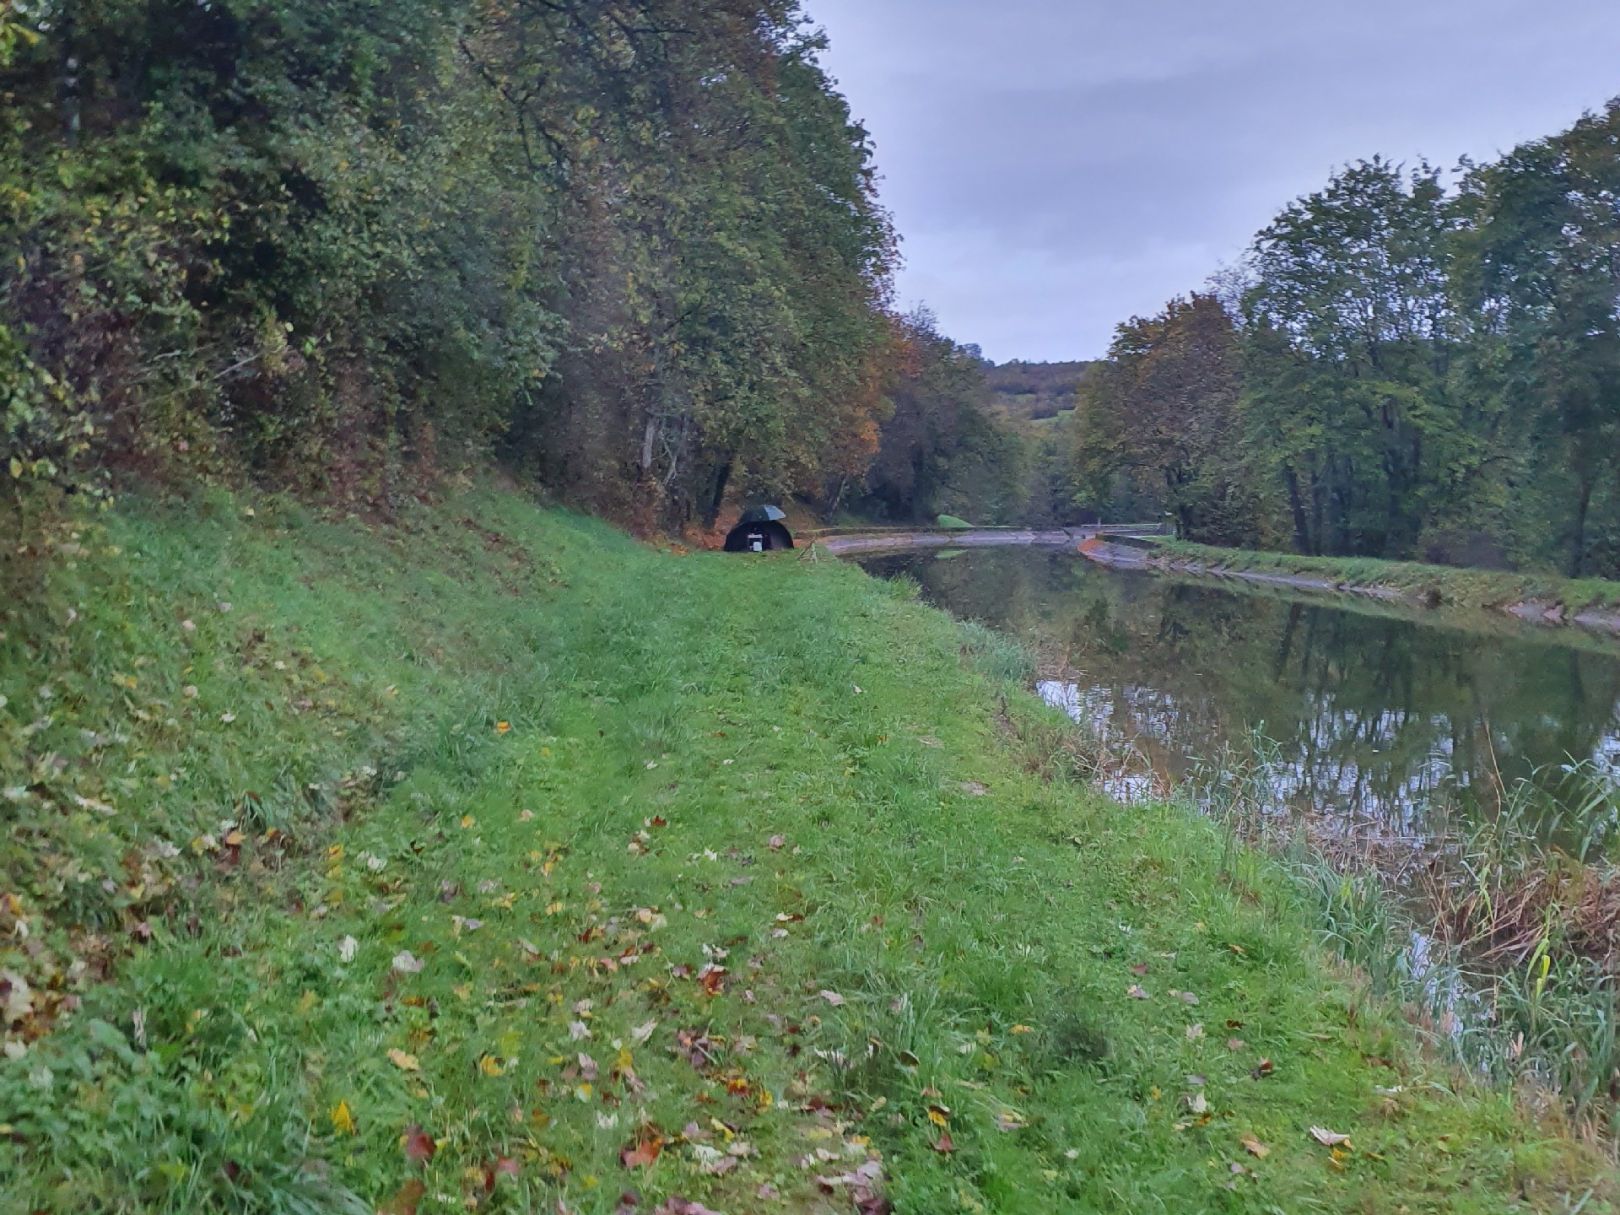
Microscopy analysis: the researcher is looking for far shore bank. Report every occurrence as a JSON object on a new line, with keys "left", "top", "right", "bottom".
{"left": 1079, "top": 537, "right": 1620, "bottom": 638}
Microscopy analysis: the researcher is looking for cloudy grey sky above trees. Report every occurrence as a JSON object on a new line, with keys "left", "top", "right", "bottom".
{"left": 807, "top": 0, "right": 1620, "bottom": 361}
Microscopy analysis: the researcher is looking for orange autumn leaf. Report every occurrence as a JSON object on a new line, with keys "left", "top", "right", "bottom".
{"left": 620, "top": 1133, "right": 664, "bottom": 1168}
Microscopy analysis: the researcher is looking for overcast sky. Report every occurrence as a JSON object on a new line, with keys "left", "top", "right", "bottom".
{"left": 806, "top": 1, "right": 1620, "bottom": 362}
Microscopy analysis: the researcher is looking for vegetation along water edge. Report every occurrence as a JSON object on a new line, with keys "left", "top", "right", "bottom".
{"left": 1080, "top": 539, "right": 1620, "bottom": 637}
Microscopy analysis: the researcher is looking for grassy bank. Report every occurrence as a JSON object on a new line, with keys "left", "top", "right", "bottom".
{"left": 1, "top": 487, "right": 1612, "bottom": 1213}
{"left": 1155, "top": 539, "right": 1620, "bottom": 621}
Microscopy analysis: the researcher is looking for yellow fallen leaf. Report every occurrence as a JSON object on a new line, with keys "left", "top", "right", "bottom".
{"left": 331, "top": 1100, "right": 356, "bottom": 1135}
{"left": 1010, "top": 1024, "right": 1034, "bottom": 1035}
{"left": 1241, "top": 1134, "right": 1270, "bottom": 1159}
{"left": 460, "top": 815, "right": 476, "bottom": 829}
{"left": 388, "top": 1048, "right": 421, "bottom": 1072}
{"left": 495, "top": 721, "right": 511, "bottom": 734}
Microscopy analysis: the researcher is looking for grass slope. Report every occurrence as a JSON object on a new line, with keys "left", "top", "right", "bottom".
{"left": 1, "top": 487, "right": 1609, "bottom": 1214}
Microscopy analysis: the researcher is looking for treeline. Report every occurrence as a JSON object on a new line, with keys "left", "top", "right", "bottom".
{"left": 0, "top": 1, "right": 920, "bottom": 530}
{"left": 1073, "top": 103, "right": 1620, "bottom": 576}
{"left": 848, "top": 309, "right": 1029, "bottom": 524}
{"left": 983, "top": 359, "right": 1092, "bottom": 421}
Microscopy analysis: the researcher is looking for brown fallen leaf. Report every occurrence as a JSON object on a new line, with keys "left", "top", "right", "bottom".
{"left": 652, "top": 1200, "right": 725, "bottom": 1215}
{"left": 402, "top": 1125, "right": 436, "bottom": 1163}
{"left": 388, "top": 1048, "right": 421, "bottom": 1072}
{"left": 1226, "top": 1037, "right": 1246, "bottom": 1051}
{"left": 380, "top": 1179, "right": 426, "bottom": 1215}
{"left": 1240, "top": 1134, "right": 1269, "bottom": 1159}
{"left": 1251, "top": 1058, "right": 1274, "bottom": 1079}
{"left": 621, "top": 1133, "right": 664, "bottom": 1169}
{"left": 932, "top": 1131, "right": 955, "bottom": 1154}
{"left": 1129, "top": 962, "right": 1149, "bottom": 977}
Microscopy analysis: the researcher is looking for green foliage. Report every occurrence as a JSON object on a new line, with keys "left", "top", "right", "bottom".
{"left": 0, "top": 1, "right": 897, "bottom": 527}
{"left": 853, "top": 309, "right": 1030, "bottom": 525}
{"left": 1071, "top": 105, "right": 1620, "bottom": 576}
{"left": 1072, "top": 293, "right": 1265, "bottom": 545}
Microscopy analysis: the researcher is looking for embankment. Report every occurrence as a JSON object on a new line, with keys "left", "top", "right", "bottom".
{"left": 1081, "top": 537, "right": 1620, "bottom": 637}
{"left": 0, "top": 488, "right": 1609, "bottom": 1213}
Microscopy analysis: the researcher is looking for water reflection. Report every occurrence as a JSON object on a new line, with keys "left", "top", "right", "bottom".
{"left": 859, "top": 547, "right": 1620, "bottom": 841}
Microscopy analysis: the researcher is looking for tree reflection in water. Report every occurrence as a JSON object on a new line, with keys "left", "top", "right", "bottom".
{"left": 859, "top": 547, "right": 1620, "bottom": 847}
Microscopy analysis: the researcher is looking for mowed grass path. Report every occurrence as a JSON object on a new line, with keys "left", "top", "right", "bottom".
{"left": 1, "top": 488, "right": 1608, "bottom": 1213}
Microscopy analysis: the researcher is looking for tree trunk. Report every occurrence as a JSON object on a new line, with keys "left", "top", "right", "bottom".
{"left": 701, "top": 456, "right": 733, "bottom": 529}
{"left": 1282, "top": 464, "right": 1312, "bottom": 554}
{"left": 1571, "top": 476, "right": 1593, "bottom": 577}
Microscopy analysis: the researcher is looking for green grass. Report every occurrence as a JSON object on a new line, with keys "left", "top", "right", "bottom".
{"left": 1, "top": 485, "right": 1612, "bottom": 1213}
{"left": 1156, "top": 539, "right": 1620, "bottom": 616}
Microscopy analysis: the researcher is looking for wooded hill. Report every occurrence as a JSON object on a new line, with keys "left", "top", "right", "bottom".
{"left": 983, "top": 359, "right": 1093, "bottom": 422}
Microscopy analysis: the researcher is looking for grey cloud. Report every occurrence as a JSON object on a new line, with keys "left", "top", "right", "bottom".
{"left": 809, "top": 0, "right": 1620, "bottom": 359}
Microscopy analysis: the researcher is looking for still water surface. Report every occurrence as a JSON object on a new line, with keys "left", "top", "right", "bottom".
{"left": 857, "top": 547, "right": 1620, "bottom": 843}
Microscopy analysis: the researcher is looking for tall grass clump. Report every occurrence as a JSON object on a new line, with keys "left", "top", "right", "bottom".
{"left": 1180, "top": 731, "right": 1620, "bottom": 1139}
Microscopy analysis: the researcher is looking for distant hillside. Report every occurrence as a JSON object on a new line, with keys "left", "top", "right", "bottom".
{"left": 983, "top": 359, "right": 1094, "bottom": 422}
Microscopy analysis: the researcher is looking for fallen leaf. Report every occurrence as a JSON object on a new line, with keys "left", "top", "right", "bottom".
{"left": 1126, "top": 984, "right": 1149, "bottom": 1000}
{"left": 1308, "top": 1126, "right": 1352, "bottom": 1147}
{"left": 496, "top": 721, "right": 511, "bottom": 734}
{"left": 932, "top": 1131, "right": 955, "bottom": 1154}
{"left": 768, "top": 835, "right": 786, "bottom": 850}
{"left": 402, "top": 1125, "right": 436, "bottom": 1163}
{"left": 330, "top": 1100, "right": 356, "bottom": 1135}
{"left": 479, "top": 1054, "right": 505, "bottom": 1077}
{"left": 621, "top": 1133, "right": 664, "bottom": 1169}
{"left": 388, "top": 1048, "right": 421, "bottom": 1072}
{"left": 1251, "top": 1058, "right": 1274, "bottom": 1080}
{"left": 1226, "top": 1037, "right": 1246, "bottom": 1051}
{"left": 1129, "top": 962, "right": 1149, "bottom": 977}
{"left": 1241, "top": 1134, "right": 1269, "bottom": 1159}
{"left": 380, "top": 1179, "right": 426, "bottom": 1215}
{"left": 818, "top": 990, "right": 846, "bottom": 1007}
{"left": 652, "top": 1200, "right": 725, "bottom": 1215}
{"left": 1186, "top": 1023, "right": 1205, "bottom": 1041}
{"left": 631, "top": 1019, "right": 658, "bottom": 1044}
{"left": 338, "top": 935, "right": 358, "bottom": 963}
{"left": 392, "top": 950, "right": 424, "bottom": 975}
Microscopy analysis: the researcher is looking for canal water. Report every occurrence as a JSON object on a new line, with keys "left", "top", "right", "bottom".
{"left": 856, "top": 546, "right": 1620, "bottom": 847}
